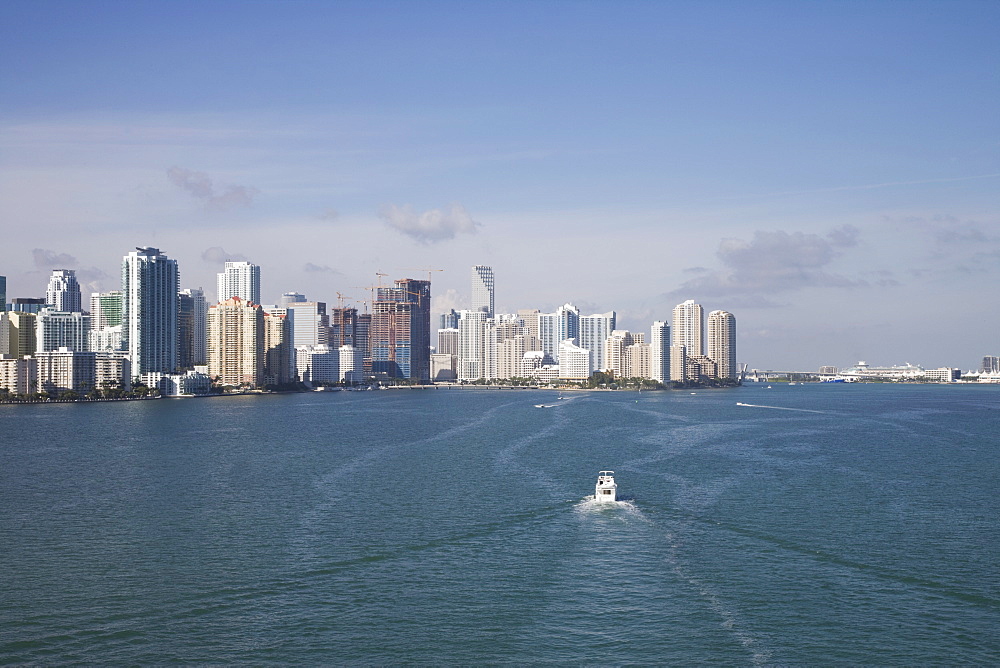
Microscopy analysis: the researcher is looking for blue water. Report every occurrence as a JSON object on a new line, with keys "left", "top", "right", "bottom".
{"left": 2, "top": 384, "right": 999, "bottom": 664}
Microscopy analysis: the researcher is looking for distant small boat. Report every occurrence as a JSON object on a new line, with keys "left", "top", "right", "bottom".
{"left": 534, "top": 403, "right": 552, "bottom": 408}
{"left": 595, "top": 470, "right": 617, "bottom": 502}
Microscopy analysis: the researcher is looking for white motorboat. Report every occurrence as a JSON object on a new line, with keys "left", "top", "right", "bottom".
{"left": 595, "top": 471, "right": 617, "bottom": 502}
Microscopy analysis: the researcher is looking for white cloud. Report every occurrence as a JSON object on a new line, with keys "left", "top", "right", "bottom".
{"left": 378, "top": 202, "right": 480, "bottom": 244}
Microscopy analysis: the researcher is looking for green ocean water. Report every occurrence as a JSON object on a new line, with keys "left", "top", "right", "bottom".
{"left": 2, "top": 383, "right": 998, "bottom": 664}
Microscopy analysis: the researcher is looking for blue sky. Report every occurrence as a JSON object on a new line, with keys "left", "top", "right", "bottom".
{"left": 2, "top": 0, "right": 998, "bottom": 370}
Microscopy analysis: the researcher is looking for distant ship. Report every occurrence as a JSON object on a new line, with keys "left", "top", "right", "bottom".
{"left": 595, "top": 471, "right": 617, "bottom": 502}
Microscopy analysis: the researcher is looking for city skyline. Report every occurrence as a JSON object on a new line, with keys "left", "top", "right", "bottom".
{"left": 1, "top": 2, "right": 998, "bottom": 371}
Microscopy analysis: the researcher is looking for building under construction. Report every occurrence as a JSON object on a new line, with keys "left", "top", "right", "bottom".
{"left": 369, "top": 278, "right": 431, "bottom": 382}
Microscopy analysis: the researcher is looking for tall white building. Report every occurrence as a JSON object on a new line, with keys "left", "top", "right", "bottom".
{"left": 122, "top": 247, "right": 179, "bottom": 376}
{"left": 672, "top": 299, "right": 704, "bottom": 357}
{"left": 457, "top": 310, "right": 489, "bottom": 381}
{"left": 605, "top": 330, "right": 635, "bottom": 378}
{"left": 36, "top": 308, "right": 91, "bottom": 352}
{"left": 707, "top": 310, "right": 737, "bottom": 379}
{"left": 295, "top": 344, "right": 339, "bottom": 385}
{"left": 287, "top": 301, "right": 328, "bottom": 347}
{"left": 538, "top": 303, "right": 579, "bottom": 363}
{"left": 650, "top": 321, "right": 671, "bottom": 383}
{"left": 45, "top": 269, "right": 82, "bottom": 313}
{"left": 217, "top": 261, "right": 261, "bottom": 305}
{"left": 471, "top": 265, "right": 494, "bottom": 316}
{"left": 579, "top": 311, "right": 616, "bottom": 372}
{"left": 558, "top": 338, "right": 591, "bottom": 380}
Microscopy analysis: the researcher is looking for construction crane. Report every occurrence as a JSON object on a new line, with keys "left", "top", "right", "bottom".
{"left": 401, "top": 268, "right": 443, "bottom": 283}
{"left": 375, "top": 271, "right": 389, "bottom": 288}
{"left": 335, "top": 291, "right": 353, "bottom": 309}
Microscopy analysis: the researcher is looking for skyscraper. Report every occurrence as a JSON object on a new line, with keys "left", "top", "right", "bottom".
{"left": 207, "top": 296, "right": 264, "bottom": 388}
{"left": 650, "top": 321, "right": 671, "bottom": 383}
{"left": 217, "top": 261, "right": 261, "bottom": 305}
{"left": 0, "top": 275, "right": 6, "bottom": 312}
{"left": 538, "top": 303, "right": 579, "bottom": 362}
{"left": 370, "top": 278, "right": 431, "bottom": 381}
{"left": 122, "top": 247, "right": 179, "bottom": 376}
{"left": 45, "top": 269, "right": 82, "bottom": 312}
{"left": 672, "top": 299, "right": 704, "bottom": 357}
{"left": 707, "top": 310, "right": 737, "bottom": 379}
{"left": 471, "top": 265, "right": 494, "bottom": 316}
{"left": 178, "top": 288, "right": 207, "bottom": 368}
{"left": 579, "top": 311, "right": 616, "bottom": 372}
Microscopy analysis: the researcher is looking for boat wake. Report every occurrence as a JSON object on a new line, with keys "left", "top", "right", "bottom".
{"left": 736, "top": 402, "right": 827, "bottom": 414}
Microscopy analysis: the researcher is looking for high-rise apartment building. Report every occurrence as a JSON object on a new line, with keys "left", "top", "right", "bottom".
{"left": 5, "top": 312, "right": 38, "bottom": 358}
{"left": 36, "top": 308, "right": 91, "bottom": 352}
{"left": 207, "top": 297, "right": 264, "bottom": 388}
{"left": 263, "top": 308, "right": 293, "bottom": 387}
{"left": 0, "top": 275, "right": 6, "bottom": 312}
{"left": 45, "top": 269, "right": 82, "bottom": 313}
{"left": 457, "top": 310, "right": 488, "bottom": 381}
{"left": 538, "top": 303, "right": 579, "bottom": 363}
{"left": 981, "top": 356, "right": 1000, "bottom": 374}
{"left": 471, "top": 265, "right": 494, "bottom": 316}
{"left": 178, "top": 288, "right": 207, "bottom": 367}
{"left": 122, "top": 247, "right": 179, "bottom": 376}
{"left": 650, "top": 321, "right": 671, "bottom": 383}
{"left": 439, "top": 309, "right": 459, "bottom": 330}
{"left": 217, "top": 261, "right": 261, "bottom": 305}
{"left": 579, "top": 311, "right": 616, "bottom": 372}
{"left": 707, "top": 310, "right": 737, "bottom": 379}
{"left": 369, "top": 279, "right": 431, "bottom": 381}
{"left": 605, "top": 330, "right": 635, "bottom": 378}
{"left": 558, "top": 338, "right": 592, "bottom": 380}
{"left": 672, "top": 299, "right": 704, "bottom": 357}
{"left": 90, "top": 291, "right": 123, "bottom": 329}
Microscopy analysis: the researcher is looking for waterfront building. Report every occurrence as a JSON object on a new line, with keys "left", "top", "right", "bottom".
{"left": 437, "top": 328, "right": 459, "bottom": 356}
{"left": 430, "top": 353, "right": 457, "bottom": 381}
{"left": 707, "top": 310, "right": 737, "bottom": 379}
{"left": 5, "top": 311, "right": 37, "bottom": 358}
{"left": 579, "top": 311, "right": 616, "bottom": 372}
{"left": 263, "top": 307, "right": 294, "bottom": 387}
{"left": 207, "top": 297, "right": 264, "bottom": 388}
{"left": 650, "top": 321, "right": 671, "bottom": 383}
{"left": 178, "top": 288, "right": 207, "bottom": 367}
{"left": 982, "top": 356, "right": 1000, "bottom": 374}
{"left": 687, "top": 354, "right": 718, "bottom": 380}
{"left": 558, "top": 338, "right": 591, "bottom": 380}
{"left": 36, "top": 308, "right": 91, "bottom": 352}
{"left": 670, "top": 344, "right": 687, "bottom": 382}
{"left": 295, "top": 344, "right": 338, "bottom": 385}
{"left": 0, "top": 355, "right": 38, "bottom": 395}
{"left": 605, "top": 330, "right": 635, "bottom": 378}
{"left": 287, "top": 301, "right": 328, "bottom": 347}
{"left": 925, "top": 368, "right": 961, "bottom": 382}
{"left": 217, "top": 261, "right": 261, "bottom": 305}
{"left": 142, "top": 369, "right": 211, "bottom": 396}
{"left": 672, "top": 299, "right": 704, "bottom": 357}
{"left": 0, "top": 313, "right": 7, "bottom": 357}
{"left": 122, "top": 247, "right": 179, "bottom": 376}
{"left": 538, "top": 303, "right": 579, "bottom": 363}
{"left": 36, "top": 347, "right": 131, "bottom": 395}
{"left": 45, "top": 270, "right": 82, "bottom": 313}
{"left": 627, "top": 342, "right": 652, "bottom": 379}
{"left": 370, "top": 279, "right": 431, "bottom": 381}
{"left": 339, "top": 344, "right": 363, "bottom": 383}
{"left": 819, "top": 365, "right": 839, "bottom": 375}
{"left": 457, "top": 310, "right": 488, "bottom": 381}
{"left": 471, "top": 265, "right": 494, "bottom": 316}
